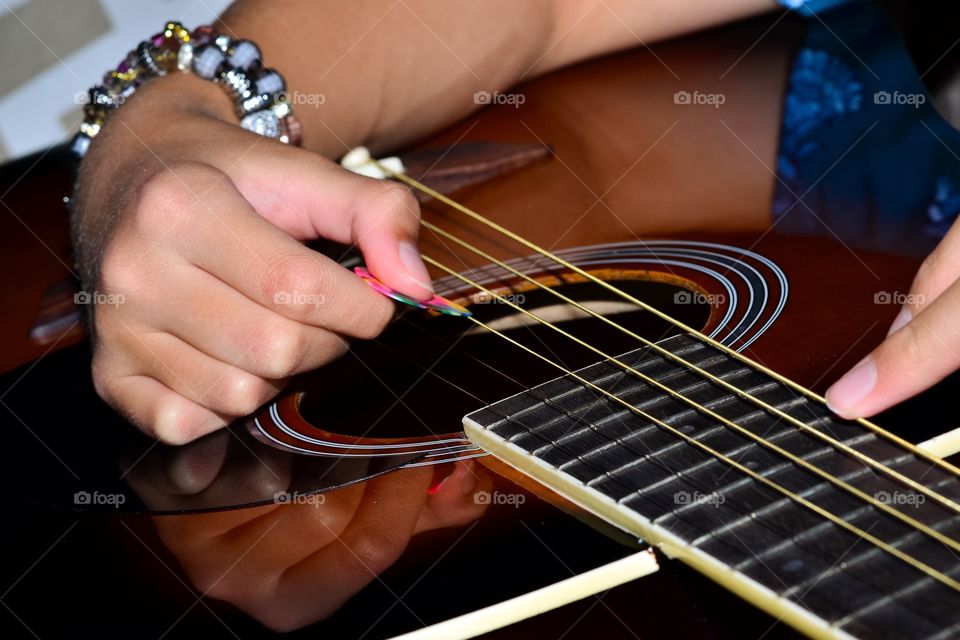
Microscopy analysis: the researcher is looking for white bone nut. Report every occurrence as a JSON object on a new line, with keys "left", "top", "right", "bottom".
{"left": 340, "top": 146, "right": 405, "bottom": 179}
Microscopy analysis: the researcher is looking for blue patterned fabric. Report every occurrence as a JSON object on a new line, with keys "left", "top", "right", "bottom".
{"left": 772, "top": 0, "right": 960, "bottom": 256}
{"left": 777, "top": 48, "right": 863, "bottom": 184}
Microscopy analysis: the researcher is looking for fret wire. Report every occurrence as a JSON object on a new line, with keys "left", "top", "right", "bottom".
{"left": 419, "top": 219, "right": 960, "bottom": 518}
{"left": 372, "top": 158, "right": 960, "bottom": 488}
{"left": 421, "top": 253, "right": 960, "bottom": 592}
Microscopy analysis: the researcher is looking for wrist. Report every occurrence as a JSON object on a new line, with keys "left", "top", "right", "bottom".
{"left": 73, "top": 22, "right": 302, "bottom": 161}
{"left": 129, "top": 70, "right": 236, "bottom": 124}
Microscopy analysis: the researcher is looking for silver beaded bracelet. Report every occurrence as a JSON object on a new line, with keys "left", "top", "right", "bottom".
{"left": 71, "top": 22, "right": 301, "bottom": 159}
{"left": 187, "top": 27, "right": 301, "bottom": 145}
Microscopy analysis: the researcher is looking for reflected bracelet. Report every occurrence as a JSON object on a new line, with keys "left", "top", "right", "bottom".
{"left": 71, "top": 21, "right": 301, "bottom": 159}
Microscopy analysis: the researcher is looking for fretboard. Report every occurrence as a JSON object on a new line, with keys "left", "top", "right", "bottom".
{"left": 464, "top": 333, "right": 960, "bottom": 640}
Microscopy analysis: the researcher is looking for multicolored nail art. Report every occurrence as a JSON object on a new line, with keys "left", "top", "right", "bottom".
{"left": 354, "top": 266, "right": 472, "bottom": 317}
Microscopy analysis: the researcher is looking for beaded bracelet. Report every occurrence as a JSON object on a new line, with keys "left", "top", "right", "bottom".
{"left": 187, "top": 26, "right": 301, "bottom": 145}
{"left": 71, "top": 21, "right": 301, "bottom": 159}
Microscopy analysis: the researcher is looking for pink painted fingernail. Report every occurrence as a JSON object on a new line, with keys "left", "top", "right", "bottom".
{"left": 887, "top": 306, "right": 912, "bottom": 336}
{"left": 826, "top": 357, "right": 877, "bottom": 418}
{"left": 398, "top": 241, "right": 434, "bottom": 293}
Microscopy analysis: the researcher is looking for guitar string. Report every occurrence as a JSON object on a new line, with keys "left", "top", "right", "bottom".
{"left": 357, "top": 159, "right": 960, "bottom": 589}
{"left": 394, "top": 303, "right": 960, "bottom": 608}
{"left": 418, "top": 260, "right": 960, "bottom": 594}
{"left": 372, "top": 278, "right": 958, "bottom": 594}
{"left": 423, "top": 254, "right": 960, "bottom": 562}
{"left": 374, "top": 160, "right": 960, "bottom": 486}
{"left": 419, "top": 219, "right": 960, "bottom": 517}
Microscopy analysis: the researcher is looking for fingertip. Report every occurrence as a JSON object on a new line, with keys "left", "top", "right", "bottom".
{"left": 824, "top": 395, "right": 860, "bottom": 420}
{"left": 825, "top": 356, "right": 877, "bottom": 419}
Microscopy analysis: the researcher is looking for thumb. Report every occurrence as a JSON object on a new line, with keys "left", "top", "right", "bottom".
{"left": 826, "top": 279, "right": 960, "bottom": 418}
{"left": 226, "top": 144, "right": 434, "bottom": 300}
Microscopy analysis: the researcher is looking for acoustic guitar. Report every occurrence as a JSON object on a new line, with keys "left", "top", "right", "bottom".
{"left": 2, "top": 11, "right": 960, "bottom": 640}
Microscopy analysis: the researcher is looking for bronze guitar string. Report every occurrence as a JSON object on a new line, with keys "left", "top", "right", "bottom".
{"left": 353, "top": 158, "right": 960, "bottom": 593}
{"left": 376, "top": 161, "right": 960, "bottom": 493}
{"left": 422, "top": 254, "right": 960, "bottom": 574}
{"left": 370, "top": 157, "right": 960, "bottom": 510}
{"left": 418, "top": 220, "right": 960, "bottom": 518}
{"left": 417, "top": 252, "right": 960, "bottom": 594}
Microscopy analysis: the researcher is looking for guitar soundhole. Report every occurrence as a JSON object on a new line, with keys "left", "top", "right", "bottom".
{"left": 296, "top": 276, "right": 710, "bottom": 439}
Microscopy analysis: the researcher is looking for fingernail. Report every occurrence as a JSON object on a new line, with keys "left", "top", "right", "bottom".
{"left": 887, "top": 306, "right": 912, "bottom": 336}
{"left": 826, "top": 357, "right": 877, "bottom": 418}
{"left": 428, "top": 460, "right": 476, "bottom": 496}
{"left": 398, "top": 241, "right": 434, "bottom": 294}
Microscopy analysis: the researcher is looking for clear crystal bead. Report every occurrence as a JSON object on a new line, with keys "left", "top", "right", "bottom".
{"left": 240, "top": 110, "right": 280, "bottom": 138}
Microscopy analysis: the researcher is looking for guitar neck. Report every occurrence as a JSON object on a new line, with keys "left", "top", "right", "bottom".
{"left": 464, "top": 333, "right": 960, "bottom": 640}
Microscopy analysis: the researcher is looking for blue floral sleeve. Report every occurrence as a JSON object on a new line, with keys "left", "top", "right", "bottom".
{"left": 769, "top": 0, "right": 960, "bottom": 256}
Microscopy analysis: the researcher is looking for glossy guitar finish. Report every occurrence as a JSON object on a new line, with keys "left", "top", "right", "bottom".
{"left": 2, "top": 12, "right": 959, "bottom": 640}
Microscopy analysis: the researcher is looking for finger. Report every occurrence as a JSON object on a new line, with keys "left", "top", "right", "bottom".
{"left": 415, "top": 459, "right": 492, "bottom": 533}
{"left": 121, "top": 430, "right": 230, "bottom": 501}
{"left": 159, "top": 430, "right": 230, "bottom": 494}
{"left": 259, "top": 467, "right": 433, "bottom": 629}
{"left": 144, "top": 166, "right": 396, "bottom": 337}
{"left": 119, "top": 330, "right": 284, "bottom": 417}
{"left": 226, "top": 145, "right": 434, "bottom": 300}
{"left": 827, "top": 278, "right": 960, "bottom": 418}
{"left": 886, "top": 219, "right": 960, "bottom": 335}
{"left": 126, "top": 431, "right": 293, "bottom": 515}
{"left": 100, "top": 374, "right": 228, "bottom": 445}
{"left": 140, "top": 264, "right": 350, "bottom": 379}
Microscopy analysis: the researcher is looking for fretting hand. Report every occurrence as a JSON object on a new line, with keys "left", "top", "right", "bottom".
{"left": 827, "top": 218, "right": 960, "bottom": 418}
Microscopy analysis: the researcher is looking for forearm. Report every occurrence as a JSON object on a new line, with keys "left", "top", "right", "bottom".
{"left": 219, "top": 0, "right": 775, "bottom": 157}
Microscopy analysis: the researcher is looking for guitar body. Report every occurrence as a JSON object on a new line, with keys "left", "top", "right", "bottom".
{"left": 1, "top": 14, "right": 956, "bottom": 640}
